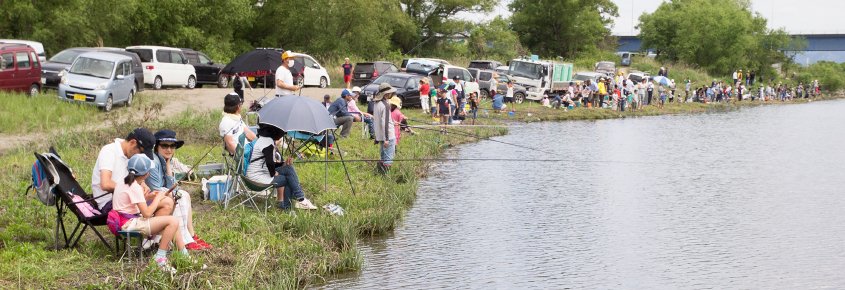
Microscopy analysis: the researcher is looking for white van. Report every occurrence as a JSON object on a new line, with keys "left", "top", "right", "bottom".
{"left": 125, "top": 45, "right": 196, "bottom": 90}
{"left": 288, "top": 52, "right": 331, "bottom": 88}
{"left": 0, "top": 39, "right": 46, "bottom": 63}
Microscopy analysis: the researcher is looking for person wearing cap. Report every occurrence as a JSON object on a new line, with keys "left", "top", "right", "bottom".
{"left": 92, "top": 128, "right": 164, "bottom": 213}
{"left": 346, "top": 87, "right": 375, "bottom": 139}
{"left": 341, "top": 58, "right": 353, "bottom": 89}
{"left": 419, "top": 77, "right": 431, "bottom": 114}
{"left": 275, "top": 51, "right": 301, "bottom": 98}
{"left": 372, "top": 82, "right": 397, "bottom": 173}
{"left": 110, "top": 154, "right": 188, "bottom": 273}
{"left": 146, "top": 130, "right": 212, "bottom": 251}
{"left": 220, "top": 93, "right": 257, "bottom": 155}
{"left": 436, "top": 84, "right": 454, "bottom": 125}
{"left": 327, "top": 90, "right": 355, "bottom": 138}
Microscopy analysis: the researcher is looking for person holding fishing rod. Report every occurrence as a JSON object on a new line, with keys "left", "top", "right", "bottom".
{"left": 273, "top": 51, "right": 301, "bottom": 99}
{"left": 146, "top": 130, "right": 212, "bottom": 251}
{"left": 372, "top": 82, "right": 397, "bottom": 173}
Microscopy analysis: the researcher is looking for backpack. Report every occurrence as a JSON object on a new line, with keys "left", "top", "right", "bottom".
{"left": 241, "top": 140, "right": 262, "bottom": 175}
{"left": 28, "top": 155, "right": 57, "bottom": 206}
{"left": 234, "top": 76, "right": 243, "bottom": 90}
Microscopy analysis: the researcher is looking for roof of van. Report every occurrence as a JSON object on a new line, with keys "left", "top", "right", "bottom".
{"left": 126, "top": 45, "right": 182, "bottom": 51}
{"left": 0, "top": 40, "right": 44, "bottom": 51}
{"left": 0, "top": 43, "right": 33, "bottom": 51}
{"left": 77, "top": 51, "right": 133, "bottom": 62}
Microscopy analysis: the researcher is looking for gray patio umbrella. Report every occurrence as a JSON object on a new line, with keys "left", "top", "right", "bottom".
{"left": 257, "top": 95, "right": 335, "bottom": 134}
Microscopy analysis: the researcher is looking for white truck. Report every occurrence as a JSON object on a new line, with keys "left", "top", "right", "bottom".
{"left": 506, "top": 57, "right": 573, "bottom": 103}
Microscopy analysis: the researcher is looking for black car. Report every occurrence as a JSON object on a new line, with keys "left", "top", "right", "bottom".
{"left": 468, "top": 60, "right": 502, "bottom": 70}
{"left": 42, "top": 47, "right": 144, "bottom": 91}
{"left": 351, "top": 61, "right": 398, "bottom": 87}
{"left": 181, "top": 48, "right": 227, "bottom": 88}
{"left": 359, "top": 73, "right": 423, "bottom": 108}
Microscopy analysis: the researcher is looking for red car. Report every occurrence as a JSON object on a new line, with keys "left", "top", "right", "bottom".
{"left": 0, "top": 43, "right": 42, "bottom": 96}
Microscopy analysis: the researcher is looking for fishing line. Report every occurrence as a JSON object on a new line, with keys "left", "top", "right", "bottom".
{"left": 403, "top": 118, "right": 555, "bottom": 155}
{"left": 293, "top": 157, "right": 666, "bottom": 165}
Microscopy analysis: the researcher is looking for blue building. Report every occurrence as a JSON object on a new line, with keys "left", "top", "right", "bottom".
{"left": 615, "top": 34, "right": 845, "bottom": 65}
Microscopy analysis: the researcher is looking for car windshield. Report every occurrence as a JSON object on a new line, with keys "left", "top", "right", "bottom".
{"left": 405, "top": 60, "right": 439, "bottom": 74}
{"left": 50, "top": 50, "right": 84, "bottom": 64}
{"left": 509, "top": 61, "right": 543, "bottom": 79}
{"left": 573, "top": 74, "right": 596, "bottom": 81}
{"left": 596, "top": 62, "right": 614, "bottom": 71}
{"left": 70, "top": 57, "right": 114, "bottom": 79}
{"left": 372, "top": 75, "right": 408, "bottom": 88}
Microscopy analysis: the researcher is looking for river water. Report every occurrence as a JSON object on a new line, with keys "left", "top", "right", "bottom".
{"left": 319, "top": 100, "right": 845, "bottom": 289}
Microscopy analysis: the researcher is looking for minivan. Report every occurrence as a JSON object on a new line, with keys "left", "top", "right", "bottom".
{"left": 126, "top": 45, "right": 196, "bottom": 90}
{"left": 0, "top": 39, "right": 46, "bottom": 63}
{"left": 0, "top": 43, "right": 42, "bottom": 96}
{"left": 468, "top": 60, "right": 503, "bottom": 70}
{"left": 58, "top": 52, "right": 136, "bottom": 112}
{"left": 351, "top": 61, "right": 398, "bottom": 87}
{"left": 42, "top": 47, "right": 144, "bottom": 91}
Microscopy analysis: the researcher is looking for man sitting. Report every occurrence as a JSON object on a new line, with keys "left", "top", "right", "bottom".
{"left": 327, "top": 90, "right": 355, "bottom": 138}
{"left": 92, "top": 128, "right": 160, "bottom": 213}
{"left": 219, "top": 93, "right": 257, "bottom": 155}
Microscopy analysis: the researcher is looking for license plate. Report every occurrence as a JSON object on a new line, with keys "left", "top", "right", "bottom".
{"left": 73, "top": 94, "right": 86, "bottom": 101}
{"left": 247, "top": 76, "right": 255, "bottom": 81}
{"left": 360, "top": 74, "right": 367, "bottom": 78}
{"left": 41, "top": 77, "right": 46, "bottom": 84}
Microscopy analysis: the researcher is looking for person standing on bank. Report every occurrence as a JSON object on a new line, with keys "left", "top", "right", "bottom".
{"left": 342, "top": 58, "right": 353, "bottom": 90}
{"left": 233, "top": 72, "right": 252, "bottom": 103}
{"left": 274, "top": 51, "right": 301, "bottom": 101}
{"left": 372, "top": 83, "right": 397, "bottom": 173}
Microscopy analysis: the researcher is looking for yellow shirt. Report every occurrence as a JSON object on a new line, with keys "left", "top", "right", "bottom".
{"left": 598, "top": 82, "right": 607, "bottom": 95}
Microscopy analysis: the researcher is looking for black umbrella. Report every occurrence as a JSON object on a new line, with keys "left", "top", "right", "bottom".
{"left": 220, "top": 48, "right": 283, "bottom": 76}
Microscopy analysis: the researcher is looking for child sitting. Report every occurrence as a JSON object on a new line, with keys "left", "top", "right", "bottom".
{"left": 109, "top": 154, "right": 187, "bottom": 273}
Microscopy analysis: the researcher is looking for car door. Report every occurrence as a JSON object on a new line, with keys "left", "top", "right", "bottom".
{"left": 196, "top": 53, "right": 216, "bottom": 83}
{"left": 170, "top": 50, "right": 191, "bottom": 85}
{"left": 154, "top": 49, "right": 172, "bottom": 84}
{"left": 15, "top": 51, "right": 36, "bottom": 91}
{"left": 302, "top": 57, "right": 318, "bottom": 86}
{"left": 0, "top": 52, "right": 14, "bottom": 90}
{"left": 400, "top": 77, "right": 421, "bottom": 107}
{"left": 116, "top": 61, "right": 133, "bottom": 101}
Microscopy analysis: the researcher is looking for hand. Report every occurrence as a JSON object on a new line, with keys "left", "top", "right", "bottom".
{"left": 383, "top": 141, "right": 389, "bottom": 148}
{"left": 285, "top": 157, "right": 293, "bottom": 166}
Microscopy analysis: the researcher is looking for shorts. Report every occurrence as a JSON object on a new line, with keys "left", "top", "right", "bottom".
{"left": 343, "top": 75, "right": 351, "bottom": 83}
{"left": 122, "top": 217, "right": 152, "bottom": 236}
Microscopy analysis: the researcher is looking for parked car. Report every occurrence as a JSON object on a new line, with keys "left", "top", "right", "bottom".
{"left": 494, "top": 65, "right": 510, "bottom": 76}
{"left": 627, "top": 71, "right": 651, "bottom": 84}
{"left": 595, "top": 61, "right": 616, "bottom": 77}
{"left": 403, "top": 58, "right": 442, "bottom": 76}
{"left": 573, "top": 71, "right": 604, "bottom": 86}
{"left": 126, "top": 45, "right": 196, "bottom": 90}
{"left": 618, "top": 52, "right": 632, "bottom": 66}
{"left": 42, "top": 47, "right": 143, "bottom": 91}
{"left": 288, "top": 52, "right": 330, "bottom": 88}
{"left": 351, "top": 61, "right": 398, "bottom": 87}
{"left": 468, "top": 60, "right": 502, "bottom": 70}
{"left": 429, "top": 64, "right": 475, "bottom": 89}
{"left": 181, "top": 48, "right": 227, "bottom": 88}
{"left": 0, "top": 43, "right": 42, "bottom": 96}
{"left": 400, "top": 58, "right": 450, "bottom": 72}
{"left": 58, "top": 52, "right": 137, "bottom": 111}
{"left": 0, "top": 39, "right": 46, "bottom": 63}
{"left": 359, "top": 72, "right": 424, "bottom": 108}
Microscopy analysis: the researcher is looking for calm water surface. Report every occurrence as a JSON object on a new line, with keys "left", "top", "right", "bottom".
{"left": 319, "top": 100, "right": 845, "bottom": 289}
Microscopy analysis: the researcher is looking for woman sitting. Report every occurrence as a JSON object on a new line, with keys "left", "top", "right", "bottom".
{"left": 146, "top": 129, "right": 212, "bottom": 251}
{"left": 246, "top": 124, "right": 318, "bottom": 210}
{"left": 347, "top": 87, "right": 375, "bottom": 139}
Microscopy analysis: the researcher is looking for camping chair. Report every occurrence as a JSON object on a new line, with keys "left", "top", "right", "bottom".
{"left": 286, "top": 130, "right": 330, "bottom": 159}
{"left": 33, "top": 152, "right": 113, "bottom": 251}
{"left": 223, "top": 133, "right": 274, "bottom": 213}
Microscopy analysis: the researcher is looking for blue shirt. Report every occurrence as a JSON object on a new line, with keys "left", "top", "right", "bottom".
{"left": 327, "top": 97, "right": 350, "bottom": 117}
{"left": 492, "top": 94, "right": 504, "bottom": 110}
{"left": 146, "top": 153, "right": 176, "bottom": 192}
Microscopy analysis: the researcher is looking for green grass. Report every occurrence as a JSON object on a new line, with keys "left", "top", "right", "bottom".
{"left": 0, "top": 100, "right": 507, "bottom": 288}
{"left": 0, "top": 91, "right": 104, "bottom": 134}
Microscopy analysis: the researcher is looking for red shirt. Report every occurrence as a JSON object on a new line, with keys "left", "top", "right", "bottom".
{"left": 420, "top": 83, "right": 430, "bottom": 95}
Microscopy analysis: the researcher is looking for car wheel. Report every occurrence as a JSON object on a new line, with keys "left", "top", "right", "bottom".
{"left": 480, "top": 89, "right": 489, "bottom": 100}
{"left": 103, "top": 95, "right": 114, "bottom": 112}
{"left": 217, "top": 75, "right": 229, "bottom": 88}
{"left": 319, "top": 77, "right": 328, "bottom": 88}
{"left": 154, "top": 76, "right": 163, "bottom": 90}
{"left": 187, "top": 75, "right": 197, "bottom": 89}
{"left": 126, "top": 88, "right": 134, "bottom": 107}
{"left": 514, "top": 92, "right": 526, "bottom": 104}
{"left": 28, "top": 84, "right": 39, "bottom": 97}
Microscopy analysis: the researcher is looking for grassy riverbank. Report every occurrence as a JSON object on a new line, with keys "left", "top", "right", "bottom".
{"left": 0, "top": 94, "right": 507, "bottom": 288}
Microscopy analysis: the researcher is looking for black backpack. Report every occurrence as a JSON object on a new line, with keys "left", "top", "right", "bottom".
{"left": 234, "top": 76, "right": 243, "bottom": 90}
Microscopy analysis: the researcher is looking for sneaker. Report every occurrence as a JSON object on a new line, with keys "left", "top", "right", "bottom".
{"left": 155, "top": 257, "right": 176, "bottom": 274}
{"left": 295, "top": 198, "right": 317, "bottom": 210}
{"left": 192, "top": 235, "right": 213, "bottom": 249}
{"left": 186, "top": 242, "right": 205, "bottom": 251}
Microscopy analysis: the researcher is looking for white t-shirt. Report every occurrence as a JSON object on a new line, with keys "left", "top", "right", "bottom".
{"left": 275, "top": 65, "right": 294, "bottom": 96}
{"left": 245, "top": 136, "right": 279, "bottom": 185}
{"left": 219, "top": 113, "right": 246, "bottom": 139}
{"left": 91, "top": 139, "right": 129, "bottom": 209}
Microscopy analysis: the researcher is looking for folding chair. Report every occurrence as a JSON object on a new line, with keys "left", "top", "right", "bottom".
{"left": 286, "top": 130, "right": 330, "bottom": 159}
{"left": 223, "top": 134, "right": 274, "bottom": 213}
{"left": 34, "top": 152, "right": 113, "bottom": 251}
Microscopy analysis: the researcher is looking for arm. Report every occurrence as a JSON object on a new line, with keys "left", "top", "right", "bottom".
{"left": 137, "top": 190, "right": 165, "bottom": 218}
{"left": 223, "top": 134, "right": 237, "bottom": 155}
{"left": 262, "top": 145, "right": 277, "bottom": 176}
{"left": 99, "top": 170, "right": 116, "bottom": 193}
{"left": 276, "top": 79, "right": 300, "bottom": 91}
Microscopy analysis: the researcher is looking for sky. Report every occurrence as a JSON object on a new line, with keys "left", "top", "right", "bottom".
{"left": 461, "top": 0, "right": 841, "bottom": 36}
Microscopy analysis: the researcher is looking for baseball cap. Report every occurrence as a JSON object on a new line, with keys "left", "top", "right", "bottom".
{"left": 341, "top": 89, "right": 351, "bottom": 97}
{"left": 126, "top": 128, "right": 155, "bottom": 159}
{"left": 127, "top": 154, "right": 155, "bottom": 176}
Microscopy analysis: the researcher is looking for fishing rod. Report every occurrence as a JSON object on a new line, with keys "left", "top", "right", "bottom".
{"left": 403, "top": 118, "right": 556, "bottom": 155}
{"left": 293, "top": 157, "right": 667, "bottom": 165}
{"left": 164, "top": 145, "right": 216, "bottom": 196}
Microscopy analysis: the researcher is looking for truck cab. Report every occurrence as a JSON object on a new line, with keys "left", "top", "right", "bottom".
{"left": 507, "top": 58, "right": 573, "bottom": 102}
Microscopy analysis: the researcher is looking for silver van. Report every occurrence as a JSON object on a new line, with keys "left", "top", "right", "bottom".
{"left": 58, "top": 52, "right": 136, "bottom": 112}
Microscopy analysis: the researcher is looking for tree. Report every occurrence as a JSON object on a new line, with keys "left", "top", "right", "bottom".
{"left": 467, "top": 17, "right": 523, "bottom": 61}
{"left": 398, "top": 0, "right": 497, "bottom": 54}
{"left": 509, "top": 0, "right": 618, "bottom": 58}
{"left": 638, "top": 0, "right": 797, "bottom": 76}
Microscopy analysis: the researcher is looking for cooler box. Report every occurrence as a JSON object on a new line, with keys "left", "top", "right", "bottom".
{"left": 207, "top": 175, "right": 230, "bottom": 202}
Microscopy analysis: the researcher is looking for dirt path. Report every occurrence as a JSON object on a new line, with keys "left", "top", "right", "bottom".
{"left": 0, "top": 87, "right": 343, "bottom": 154}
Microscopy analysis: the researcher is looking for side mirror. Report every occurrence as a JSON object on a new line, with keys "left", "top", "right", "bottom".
{"left": 116, "top": 75, "right": 125, "bottom": 80}
{"left": 182, "top": 59, "right": 189, "bottom": 64}
{"left": 208, "top": 61, "right": 214, "bottom": 65}
{"left": 312, "top": 64, "right": 320, "bottom": 69}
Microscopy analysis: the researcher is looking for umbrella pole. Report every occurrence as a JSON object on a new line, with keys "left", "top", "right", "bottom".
{"left": 332, "top": 129, "right": 355, "bottom": 195}
{"left": 324, "top": 130, "right": 328, "bottom": 192}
